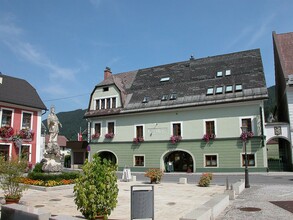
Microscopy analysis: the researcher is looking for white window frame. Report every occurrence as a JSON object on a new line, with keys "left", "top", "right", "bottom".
{"left": 240, "top": 152, "right": 256, "bottom": 167}
{"left": 170, "top": 121, "right": 183, "bottom": 137}
{"left": 106, "top": 120, "right": 116, "bottom": 134}
{"left": 20, "top": 144, "right": 32, "bottom": 162}
{"left": 239, "top": 117, "right": 254, "bottom": 134}
{"left": 203, "top": 119, "right": 217, "bottom": 136}
{"left": 21, "top": 111, "right": 33, "bottom": 130}
{"left": 0, "top": 143, "right": 13, "bottom": 159}
{"left": 133, "top": 154, "right": 145, "bottom": 167}
{"left": 134, "top": 124, "right": 145, "bottom": 138}
{"left": 94, "top": 95, "right": 119, "bottom": 110}
{"left": 92, "top": 121, "right": 102, "bottom": 136}
{"left": 0, "top": 107, "right": 14, "bottom": 127}
{"left": 204, "top": 153, "right": 219, "bottom": 168}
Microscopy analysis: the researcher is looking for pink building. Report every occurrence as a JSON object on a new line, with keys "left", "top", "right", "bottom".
{"left": 0, "top": 74, "right": 46, "bottom": 164}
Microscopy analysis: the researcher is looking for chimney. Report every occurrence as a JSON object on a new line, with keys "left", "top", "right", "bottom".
{"left": 104, "top": 67, "right": 112, "bottom": 80}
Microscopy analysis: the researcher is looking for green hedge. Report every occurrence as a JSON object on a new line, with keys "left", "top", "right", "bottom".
{"left": 28, "top": 171, "right": 80, "bottom": 181}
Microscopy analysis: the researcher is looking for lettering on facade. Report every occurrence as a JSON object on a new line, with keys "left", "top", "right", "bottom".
{"left": 148, "top": 127, "right": 168, "bottom": 136}
{"left": 274, "top": 126, "right": 282, "bottom": 136}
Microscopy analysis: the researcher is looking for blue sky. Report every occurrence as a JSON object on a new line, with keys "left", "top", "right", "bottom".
{"left": 0, "top": 0, "right": 292, "bottom": 116}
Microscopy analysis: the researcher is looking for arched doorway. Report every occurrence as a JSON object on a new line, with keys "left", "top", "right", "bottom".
{"left": 97, "top": 151, "right": 117, "bottom": 164}
{"left": 163, "top": 150, "right": 194, "bottom": 172}
{"left": 267, "top": 137, "right": 292, "bottom": 171}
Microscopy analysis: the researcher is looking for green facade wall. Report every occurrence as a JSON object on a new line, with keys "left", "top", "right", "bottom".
{"left": 90, "top": 137, "right": 267, "bottom": 172}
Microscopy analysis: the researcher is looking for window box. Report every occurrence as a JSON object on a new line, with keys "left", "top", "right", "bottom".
{"left": 133, "top": 137, "right": 144, "bottom": 144}
{"left": 105, "top": 133, "right": 114, "bottom": 139}
{"left": 170, "top": 135, "right": 182, "bottom": 144}
{"left": 18, "top": 128, "right": 34, "bottom": 140}
{"left": 240, "top": 131, "right": 253, "bottom": 141}
{"left": 202, "top": 133, "right": 216, "bottom": 142}
{"left": 0, "top": 126, "right": 14, "bottom": 139}
{"left": 91, "top": 133, "right": 100, "bottom": 139}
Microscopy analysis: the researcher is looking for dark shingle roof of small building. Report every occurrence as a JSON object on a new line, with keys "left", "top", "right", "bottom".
{"left": 85, "top": 49, "right": 267, "bottom": 118}
{"left": 0, "top": 74, "right": 47, "bottom": 110}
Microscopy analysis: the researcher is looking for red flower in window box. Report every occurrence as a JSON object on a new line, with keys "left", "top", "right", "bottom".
{"left": 105, "top": 133, "right": 114, "bottom": 139}
{"left": 202, "top": 133, "right": 216, "bottom": 143}
{"left": 133, "top": 137, "right": 144, "bottom": 144}
{"left": 240, "top": 131, "right": 254, "bottom": 141}
{"left": 91, "top": 133, "right": 100, "bottom": 139}
{"left": 19, "top": 128, "right": 34, "bottom": 139}
{"left": 0, "top": 126, "right": 14, "bottom": 139}
{"left": 170, "top": 135, "right": 182, "bottom": 144}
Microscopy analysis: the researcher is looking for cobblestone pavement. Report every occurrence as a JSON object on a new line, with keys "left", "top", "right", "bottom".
{"left": 0, "top": 181, "right": 225, "bottom": 220}
{"left": 217, "top": 184, "right": 293, "bottom": 220}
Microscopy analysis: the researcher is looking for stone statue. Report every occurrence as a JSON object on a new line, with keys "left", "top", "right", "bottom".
{"left": 47, "top": 106, "right": 62, "bottom": 143}
{"left": 42, "top": 105, "right": 63, "bottom": 172}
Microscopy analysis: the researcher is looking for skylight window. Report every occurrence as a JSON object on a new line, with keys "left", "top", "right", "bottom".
{"left": 225, "top": 70, "right": 231, "bottom": 76}
{"left": 170, "top": 93, "right": 177, "bottom": 100}
{"left": 160, "top": 77, "right": 170, "bottom": 82}
{"left": 216, "top": 86, "right": 223, "bottom": 94}
{"left": 142, "top": 96, "right": 149, "bottom": 103}
{"left": 206, "top": 88, "right": 214, "bottom": 95}
{"left": 235, "top": 84, "right": 243, "bottom": 91}
{"left": 161, "top": 95, "right": 168, "bottom": 101}
{"left": 225, "top": 85, "right": 233, "bottom": 93}
{"left": 216, "top": 71, "right": 223, "bottom": 77}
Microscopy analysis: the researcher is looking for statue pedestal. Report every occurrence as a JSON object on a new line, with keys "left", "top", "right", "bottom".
{"left": 42, "top": 142, "right": 62, "bottom": 173}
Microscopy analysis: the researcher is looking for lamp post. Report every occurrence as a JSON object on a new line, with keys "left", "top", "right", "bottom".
{"left": 241, "top": 126, "right": 250, "bottom": 188}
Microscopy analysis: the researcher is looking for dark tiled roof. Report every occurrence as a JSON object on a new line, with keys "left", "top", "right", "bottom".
{"left": 273, "top": 32, "right": 293, "bottom": 78}
{"left": 85, "top": 49, "right": 267, "bottom": 118}
{"left": 0, "top": 74, "right": 47, "bottom": 110}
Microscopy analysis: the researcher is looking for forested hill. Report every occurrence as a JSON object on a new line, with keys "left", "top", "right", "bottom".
{"left": 44, "top": 86, "right": 276, "bottom": 140}
{"left": 42, "top": 109, "right": 87, "bottom": 141}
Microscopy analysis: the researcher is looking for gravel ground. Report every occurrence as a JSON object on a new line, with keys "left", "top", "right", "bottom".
{"left": 217, "top": 184, "right": 293, "bottom": 220}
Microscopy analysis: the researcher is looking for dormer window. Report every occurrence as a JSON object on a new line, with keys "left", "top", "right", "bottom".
{"left": 235, "top": 84, "right": 243, "bottom": 92}
{"left": 95, "top": 96, "right": 117, "bottom": 110}
{"left": 225, "top": 85, "right": 233, "bottom": 93}
{"left": 215, "top": 86, "right": 223, "bottom": 94}
{"left": 161, "top": 95, "right": 168, "bottom": 101}
{"left": 225, "top": 70, "right": 231, "bottom": 76}
{"left": 206, "top": 88, "right": 214, "bottom": 95}
{"left": 142, "top": 96, "right": 149, "bottom": 103}
{"left": 170, "top": 93, "right": 177, "bottom": 100}
{"left": 160, "top": 77, "right": 170, "bottom": 82}
{"left": 103, "top": 87, "right": 109, "bottom": 92}
{"left": 216, "top": 71, "right": 223, "bottom": 77}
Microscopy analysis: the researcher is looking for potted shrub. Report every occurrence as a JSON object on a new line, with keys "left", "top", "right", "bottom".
{"left": 198, "top": 173, "right": 213, "bottom": 187}
{"left": 0, "top": 156, "right": 28, "bottom": 203}
{"left": 202, "top": 133, "right": 216, "bottom": 143}
{"left": 104, "top": 133, "right": 114, "bottom": 139}
{"left": 0, "top": 126, "right": 14, "bottom": 139}
{"left": 133, "top": 137, "right": 144, "bottom": 144}
{"left": 145, "top": 168, "right": 164, "bottom": 184}
{"left": 74, "top": 154, "right": 118, "bottom": 220}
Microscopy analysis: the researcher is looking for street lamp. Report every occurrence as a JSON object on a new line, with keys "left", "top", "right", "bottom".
{"left": 241, "top": 125, "right": 250, "bottom": 188}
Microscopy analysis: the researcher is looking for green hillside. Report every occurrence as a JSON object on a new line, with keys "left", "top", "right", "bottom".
{"left": 43, "top": 109, "right": 87, "bottom": 141}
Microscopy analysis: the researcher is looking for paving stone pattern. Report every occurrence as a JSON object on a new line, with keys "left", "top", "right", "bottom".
{"left": 217, "top": 184, "right": 293, "bottom": 220}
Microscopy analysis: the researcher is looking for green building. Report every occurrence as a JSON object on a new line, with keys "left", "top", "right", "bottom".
{"left": 85, "top": 49, "right": 268, "bottom": 172}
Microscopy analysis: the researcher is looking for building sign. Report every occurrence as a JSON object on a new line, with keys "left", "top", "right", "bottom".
{"left": 274, "top": 126, "right": 282, "bottom": 136}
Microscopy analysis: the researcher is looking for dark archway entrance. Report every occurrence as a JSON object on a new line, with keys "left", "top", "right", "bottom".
{"left": 164, "top": 151, "right": 193, "bottom": 172}
{"left": 98, "top": 151, "right": 117, "bottom": 164}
